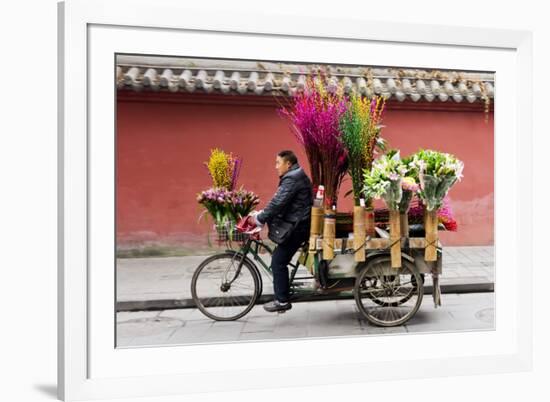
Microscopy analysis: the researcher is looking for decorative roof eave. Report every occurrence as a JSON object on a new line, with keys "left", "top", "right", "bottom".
{"left": 116, "top": 55, "right": 495, "bottom": 104}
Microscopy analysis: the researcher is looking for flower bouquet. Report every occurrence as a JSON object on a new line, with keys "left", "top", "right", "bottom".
{"left": 339, "top": 92, "right": 386, "bottom": 261}
{"left": 278, "top": 72, "right": 348, "bottom": 208}
{"left": 339, "top": 92, "right": 386, "bottom": 207}
{"left": 278, "top": 72, "right": 349, "bottom": 259}
{"left": 197, "top": 148, "right": 260, "bottom": 243}
{"left": 205, "top": 148, "right": 241, "bottom": 191}
{"left": 197, "top": 187, "right": 259, "bottom": 242}
{"left": 363, "top": 150, "right": 409, "bottom": 268}
{"left": 364, "top": 150, "right": 408, "bottom": 210}
{"left": 411, "top": 149, "right": 464, "bottom": 212}
{"left": 410, "top": 149, "right": 464, "bottom": 260}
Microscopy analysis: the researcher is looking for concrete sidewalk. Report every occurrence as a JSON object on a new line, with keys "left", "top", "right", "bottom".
{"left": 117, "top": 292, "right": 495, "bottom": 347}
{"left": 116, "top": 246, "right": 494, "bottom": 311}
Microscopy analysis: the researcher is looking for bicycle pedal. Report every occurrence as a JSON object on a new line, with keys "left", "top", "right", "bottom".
{"left": 277, "top": 310, "right": 287, "bottom": 314}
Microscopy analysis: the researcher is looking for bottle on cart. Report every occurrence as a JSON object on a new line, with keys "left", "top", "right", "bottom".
{"left": 313, "top": 185, "right": 325, "bottom": 208}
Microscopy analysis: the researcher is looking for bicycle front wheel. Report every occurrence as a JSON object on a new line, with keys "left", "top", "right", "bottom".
{"left": 191, "top": 252, "right": 261, "bottom": 321}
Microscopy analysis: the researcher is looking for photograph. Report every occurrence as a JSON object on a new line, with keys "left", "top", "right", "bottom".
{"left": 114, "top": 53, "right": 495, "bottom": 347}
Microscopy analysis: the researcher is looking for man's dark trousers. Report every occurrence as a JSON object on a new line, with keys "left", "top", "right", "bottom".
{"left": 270, "top": 221, "right": 309, "bottom": 303}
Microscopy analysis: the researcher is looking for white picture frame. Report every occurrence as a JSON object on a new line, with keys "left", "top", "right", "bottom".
{"left": 58, "top": 0, "right": 533, "bottom": 400}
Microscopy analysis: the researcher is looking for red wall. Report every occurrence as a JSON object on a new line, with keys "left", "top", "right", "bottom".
{"left": 116, "top": 92, "right": 493, "bottom": 248}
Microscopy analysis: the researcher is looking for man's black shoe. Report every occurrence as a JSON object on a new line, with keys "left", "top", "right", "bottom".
{"left": 263, "top": 300, "right": 292, "bottom": 313}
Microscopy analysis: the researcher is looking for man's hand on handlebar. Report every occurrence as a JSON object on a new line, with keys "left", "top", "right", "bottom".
{"left": 249, "top": 210, "right": 264, "bottom": 227}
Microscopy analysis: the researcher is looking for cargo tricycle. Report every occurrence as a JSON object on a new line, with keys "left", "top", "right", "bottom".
{"left": 191, "top": 215, "right": 442, "bottom": 327}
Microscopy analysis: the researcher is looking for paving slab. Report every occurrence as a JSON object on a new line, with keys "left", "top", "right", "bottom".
{"left": 116, "top": 292, "right": 495, "bottom": 347}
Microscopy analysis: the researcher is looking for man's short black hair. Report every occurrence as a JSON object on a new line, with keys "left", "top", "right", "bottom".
{"left": 277, "top": 150, "right": 298, "bottom": 165}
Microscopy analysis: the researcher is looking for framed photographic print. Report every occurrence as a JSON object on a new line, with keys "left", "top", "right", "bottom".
{"left": 58, "top": 0, "right": 533, "bottom": 400}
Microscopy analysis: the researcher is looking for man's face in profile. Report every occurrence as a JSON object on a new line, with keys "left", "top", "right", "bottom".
{"left": 275, "top": 156, "right": 292, "bottom": 177}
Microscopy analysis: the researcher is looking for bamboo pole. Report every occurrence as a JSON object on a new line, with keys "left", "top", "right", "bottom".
{"left": 424, "top": 209, "right": 438, "bottom": 261}
{"left": 389, "top": 210, "right": 402, "bottom": 268}
{"left": 322, "top": 208, "right": 336, "bottom": 260}
{"left": 400, "top": 212, "right": 409, "bottom": 239}
{"left": 353, "top": 206, "right": 366, "bottom": 262}
{"left": 309, "top": 206, "right": 324, "bottom": 252}
{"left": 365, "top": 207, "right": 376, "bottom": 237}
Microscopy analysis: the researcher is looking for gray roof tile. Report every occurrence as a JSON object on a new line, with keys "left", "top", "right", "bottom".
{"left": 116, "top": 55, "right": 494, "bottom": 103}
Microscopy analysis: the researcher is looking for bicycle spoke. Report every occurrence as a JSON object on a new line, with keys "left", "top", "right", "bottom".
{"left": 355, "top": 258, "right": 423, "bottom": 327}
{"left": 230, "top": 282, "right": 254, "bottom": 291}
{"left": 192, "top": 253, "right": 259, "bottom": 321}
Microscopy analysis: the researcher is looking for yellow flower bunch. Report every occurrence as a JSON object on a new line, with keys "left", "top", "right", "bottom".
{"left": 206, "top": 148, "right": 233, "bottom": 189}
{"left": 351, "top": 94, "right": 372, "bottom": 161}
{"left": 340, "top": 91, "right": 386, "bottom": 206}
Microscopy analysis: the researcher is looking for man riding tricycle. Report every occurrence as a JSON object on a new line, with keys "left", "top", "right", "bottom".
{"left": 191, "top": 150, "right": 443, "bottom": 327}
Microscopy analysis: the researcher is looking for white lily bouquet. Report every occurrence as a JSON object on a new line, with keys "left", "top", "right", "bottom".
{"left": 363, "top": 150, "right": 407, "bottom": 211}
{"left": 411, "top": 149, "right": 464, "bottom": 212}
{"left": 410, "top": 149, "right": 464, "bottom": 261}
{"left": 363, "top": 150, "right": 409, "bottom": 268}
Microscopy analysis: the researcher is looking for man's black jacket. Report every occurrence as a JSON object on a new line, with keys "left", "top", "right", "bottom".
{"left": 256, "top": 163, "right": 313, "bottom": 231}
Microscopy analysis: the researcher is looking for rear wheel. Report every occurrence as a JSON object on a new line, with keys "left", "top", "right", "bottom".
{"left": 191, "top": 252, "right": 261, "bottom": 321}
{"left": 369, "top": 273, "right": 425, "bottom": 306}
{"left": 354, "top": 255, "right": 423, "bottom": 327}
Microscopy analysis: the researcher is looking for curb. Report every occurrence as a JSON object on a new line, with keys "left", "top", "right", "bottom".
{"left": 116, "top": 281, "right": 494, "bottom": 312}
